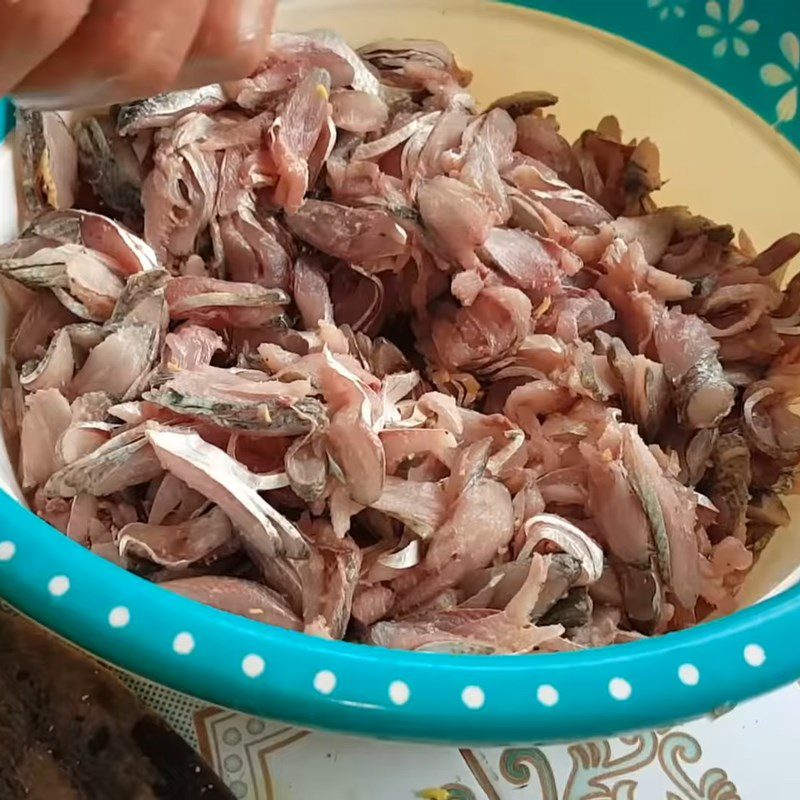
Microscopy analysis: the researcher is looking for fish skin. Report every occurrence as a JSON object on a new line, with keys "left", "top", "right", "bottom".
{"left": 16, "top": 108, "right": 78, "bottom": 215}
{"left": 116, "top": 85, "right": 227, "bottom": 136}
{"left": 75, "top": 115, "right": 143, "bottom": 219}
{"left": 144, "top": 386, "right": 328, "bottom": 436}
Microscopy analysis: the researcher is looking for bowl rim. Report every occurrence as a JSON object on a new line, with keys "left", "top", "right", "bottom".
{"left": 2, "top": 487, "right": 800, "bottom": 744}
{"left": 3, "top": 0, "right": 800, "bottom": 745}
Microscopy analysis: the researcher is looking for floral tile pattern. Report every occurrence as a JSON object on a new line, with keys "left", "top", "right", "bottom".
{"left": 761, "top": 32, "right": 800, "bottom": 123}
{"left": 120, "top": 672, "right": 800, "bottom": 798}
{"left": 512, "top": 0, "right": 800, "bottom": 139}
{"left": 647, "top": 0, "right": 689, "bottom": 23}
{"left": 697, "top": 0, "right": 760, "bottom": 59}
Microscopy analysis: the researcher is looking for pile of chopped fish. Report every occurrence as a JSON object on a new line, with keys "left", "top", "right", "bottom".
{"left": 3, "top": 31, "right": 800, "bottom": 654}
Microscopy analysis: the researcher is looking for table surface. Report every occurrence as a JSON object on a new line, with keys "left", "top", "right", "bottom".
{"left": 121, "top": 674, "right": 800, "bottom": 799}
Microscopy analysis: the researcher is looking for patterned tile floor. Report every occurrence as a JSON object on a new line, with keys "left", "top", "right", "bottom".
{"left": 123, "top": 674, "right": 800, "bottom": 799}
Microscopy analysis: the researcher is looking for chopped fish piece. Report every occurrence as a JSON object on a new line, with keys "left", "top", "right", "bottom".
{"left": 17, "top": 109, "right": 78, "bottom": 215}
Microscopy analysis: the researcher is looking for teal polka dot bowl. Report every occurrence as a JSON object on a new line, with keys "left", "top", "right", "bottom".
{"left": 2, "top": 0, "right": 800, "bottom": 744}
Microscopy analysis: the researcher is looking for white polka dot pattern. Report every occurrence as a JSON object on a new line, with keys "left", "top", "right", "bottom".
{"left": 173, "top": 632, "right": 195, "bottom": 655}
{"left": 389, "top": 680, "right": 410, "bottom": 706}
{"left": 609, "top": 677, "right": 632, "bottom": 701}
{"left": 242, "top": 654, "right": 265, "bottom": 678}
{"left": 744, "top": 644, "right": 766, "bottom": 667}
{"left": 108, "top": 606, "right": 130, "bottom": 628}
{"left": 47, "top": 575, "right": 70, "bottom": 597}
{"left": 314, "top": 670, "right": 337, "bottom": 695}
{"left": 537, "top": 684, "right": 559, "bottom": 707}
{"left": 678, "top": 663, "right": 700, "bottom": 686}
{"left": 462, "top": 686, "right": 485, "bottom": 710}
{"left": 0, "top": 527, "right": 784, "bottom": 736}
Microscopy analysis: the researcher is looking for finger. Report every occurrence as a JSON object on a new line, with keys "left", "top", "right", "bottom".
{"left": 173, "top": 0, "right": 275, "bottom": 90}
{"left": 13, "top": 0, "right": 209, "bottom": 109}
{"left": 0, "top": 0, "right": 91, "bottom": 97}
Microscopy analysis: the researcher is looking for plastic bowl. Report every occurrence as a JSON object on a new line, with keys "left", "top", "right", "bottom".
{"left": 2, "top": 0, "right": 800, "bottom": 745}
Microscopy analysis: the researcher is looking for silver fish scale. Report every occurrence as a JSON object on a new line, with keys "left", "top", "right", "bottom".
{"left": 144, "top": 388, "right": 328, "bottom": 436}
{"left": 674, "top": 353, "right": 734, "bottom": 428}
{"left": 75, "top": 116, "right": 143, "bottom": 218}
{"left": 116, "top": 85, "right": 227, "bottom": 136}
{"left": 43, "top": 438, "right": 162, "bottom": 499}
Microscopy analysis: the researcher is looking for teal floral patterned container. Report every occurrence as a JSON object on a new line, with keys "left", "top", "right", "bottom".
{"left": 515, "top": 0, "right": 800, "bottom": 148}
{"left": 0, "top": 0, "right": 799, "bottom": 745}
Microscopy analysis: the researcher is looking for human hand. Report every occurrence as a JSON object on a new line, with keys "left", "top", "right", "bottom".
{"left": 1, "top": 0, "right": 276, "bottom": 109}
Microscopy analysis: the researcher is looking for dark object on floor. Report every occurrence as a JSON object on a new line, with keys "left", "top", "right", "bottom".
{"left": 0, "top": 612, "right": 234, "bottom": 800}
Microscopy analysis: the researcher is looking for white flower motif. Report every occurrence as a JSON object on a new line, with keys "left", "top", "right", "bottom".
{"left": 697, "top": 0, "right": 760, "bottom": 58}
{"left": 761, "top": 32, "right": 799, "bottom": 124}
{"left": 647, "top": 0, "right": 688, "bottom": 22}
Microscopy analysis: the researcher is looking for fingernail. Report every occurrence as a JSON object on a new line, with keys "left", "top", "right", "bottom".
{"left": 237, "top": 0, "right": 267, "bottom": 44}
